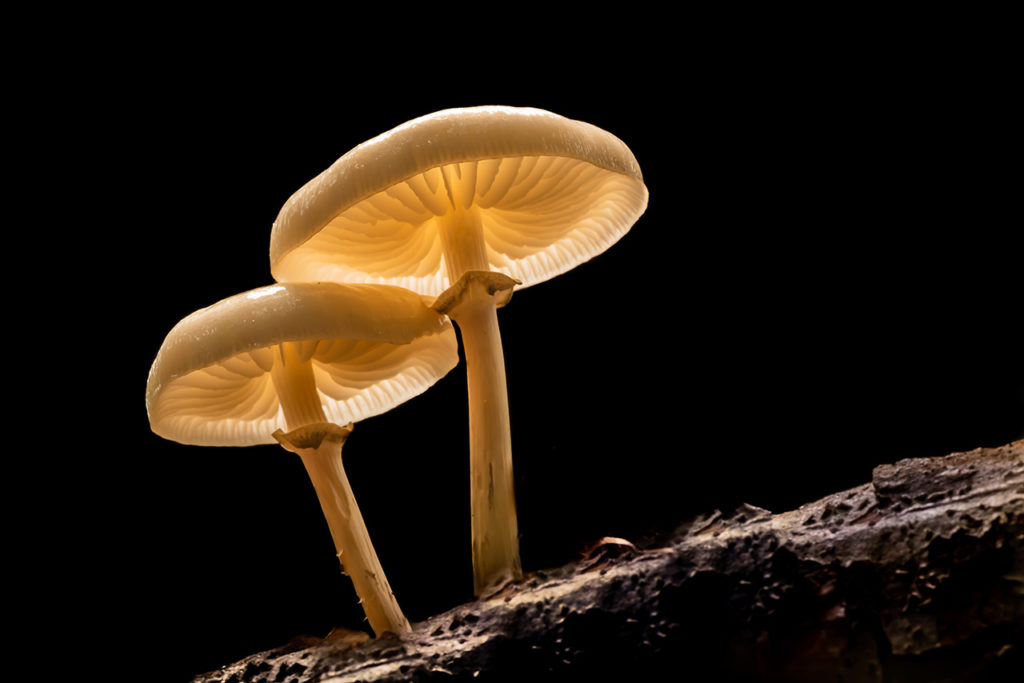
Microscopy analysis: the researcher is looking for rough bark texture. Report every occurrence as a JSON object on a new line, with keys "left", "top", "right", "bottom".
{"left": 194, "top": 441, "right": 1023, "bottom": 682}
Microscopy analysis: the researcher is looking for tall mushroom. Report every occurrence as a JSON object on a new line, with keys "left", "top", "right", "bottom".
{"left": 146, "top": 282, "right": 458, "bottom": 636}
{"left": 270, "top": 106, "right": 648, "bottom": 594}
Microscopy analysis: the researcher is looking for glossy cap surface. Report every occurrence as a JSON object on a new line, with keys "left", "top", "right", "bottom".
{"left": 147, "top": 282, "right": 458, "bottom": 446}
{"left": 271, "top": 106, "right": 648, "bottom": 295}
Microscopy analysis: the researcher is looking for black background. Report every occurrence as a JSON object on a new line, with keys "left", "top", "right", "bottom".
{"left": 44, "top": 17, "right": 1020, "bottom": 683}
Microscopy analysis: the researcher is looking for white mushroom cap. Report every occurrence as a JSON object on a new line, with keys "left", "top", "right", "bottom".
{"left": 147, "top": 282, "right": 458, "bottom": 446}
{"left": 270, "top": 106, "right": 648, "bottom": 295}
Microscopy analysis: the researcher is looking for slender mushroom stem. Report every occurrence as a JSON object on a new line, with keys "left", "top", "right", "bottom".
{"left": 437, "top": 276, "right": 523, "bottom": 594}
{"left": 271, "top": 342, "right": 327, "bottom": 427}
{"left": 435, "top": 191, "right": 524, "bottom": 594}
{"left": 270, "top": 342, "right": 410, "bottom": 636}
{"left": 275, "top": 425, "right": 411, "bottom": 636}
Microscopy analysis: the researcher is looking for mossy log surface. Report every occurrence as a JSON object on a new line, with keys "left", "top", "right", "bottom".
{"left": 194, "top": 441, "right": 1023, "bottom": 682}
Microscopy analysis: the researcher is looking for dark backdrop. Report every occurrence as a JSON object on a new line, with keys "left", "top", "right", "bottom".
{"left": 57, "top": 23, "right": 1019, "bottom": 683}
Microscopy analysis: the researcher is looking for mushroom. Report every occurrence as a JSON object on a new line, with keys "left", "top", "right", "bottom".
{"left": 270, "top": 106, "right": 648, "bottom": 594}
{"left": 146, "top": 282, "right": 458, "bottom": 636}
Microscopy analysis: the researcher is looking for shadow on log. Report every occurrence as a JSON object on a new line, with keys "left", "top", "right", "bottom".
{"left": 194, "top": 441, "right": 1023, "bottom": 682}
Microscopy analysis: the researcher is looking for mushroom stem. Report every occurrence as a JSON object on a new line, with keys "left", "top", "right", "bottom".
{"left": 270, "top": 345, "right": 410, "bottom": 636}
{"left": 271, "top": 341, "right": 327, "bottom": 427}
{"left": 275, "top": 424, "right": 411, "bottom": 637}
{"left": 435, "top": 188, "right": 522, "bottom": 593}
{"left": 459, "top": 303, "right": 522, "bottom": 594}
{"left": 435, "top": 271, "right": 523, "bottom": 594}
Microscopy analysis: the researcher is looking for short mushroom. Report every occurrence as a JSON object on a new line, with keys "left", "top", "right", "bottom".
{"left": 269, "top": 106, "right": 648, "bottom": 594}
{"left": 146, "top": 282, "right": 458, "bottom": 636}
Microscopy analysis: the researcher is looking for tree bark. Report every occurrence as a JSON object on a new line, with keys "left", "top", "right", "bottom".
{"left": 194, "top": 441, "right": 1023, "bottom": 682}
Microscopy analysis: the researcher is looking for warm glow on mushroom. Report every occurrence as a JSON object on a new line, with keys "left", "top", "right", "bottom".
{"left": 271, "top": 106, "right": 648, "bottom": 594}
{"left": 147, "top": 282, "right": 458, "bottom": 635}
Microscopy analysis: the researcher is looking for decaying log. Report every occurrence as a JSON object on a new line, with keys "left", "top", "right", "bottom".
{"left": 194, "top": 441, "right": 1023, "bottom": 682}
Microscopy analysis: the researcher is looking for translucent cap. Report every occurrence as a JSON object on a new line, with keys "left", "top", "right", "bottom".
{"left": 271, "top": 106, "right": 648, "bottom": 295}
{"left": 147, "top": 282, "right": 458, "bottom": 446}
